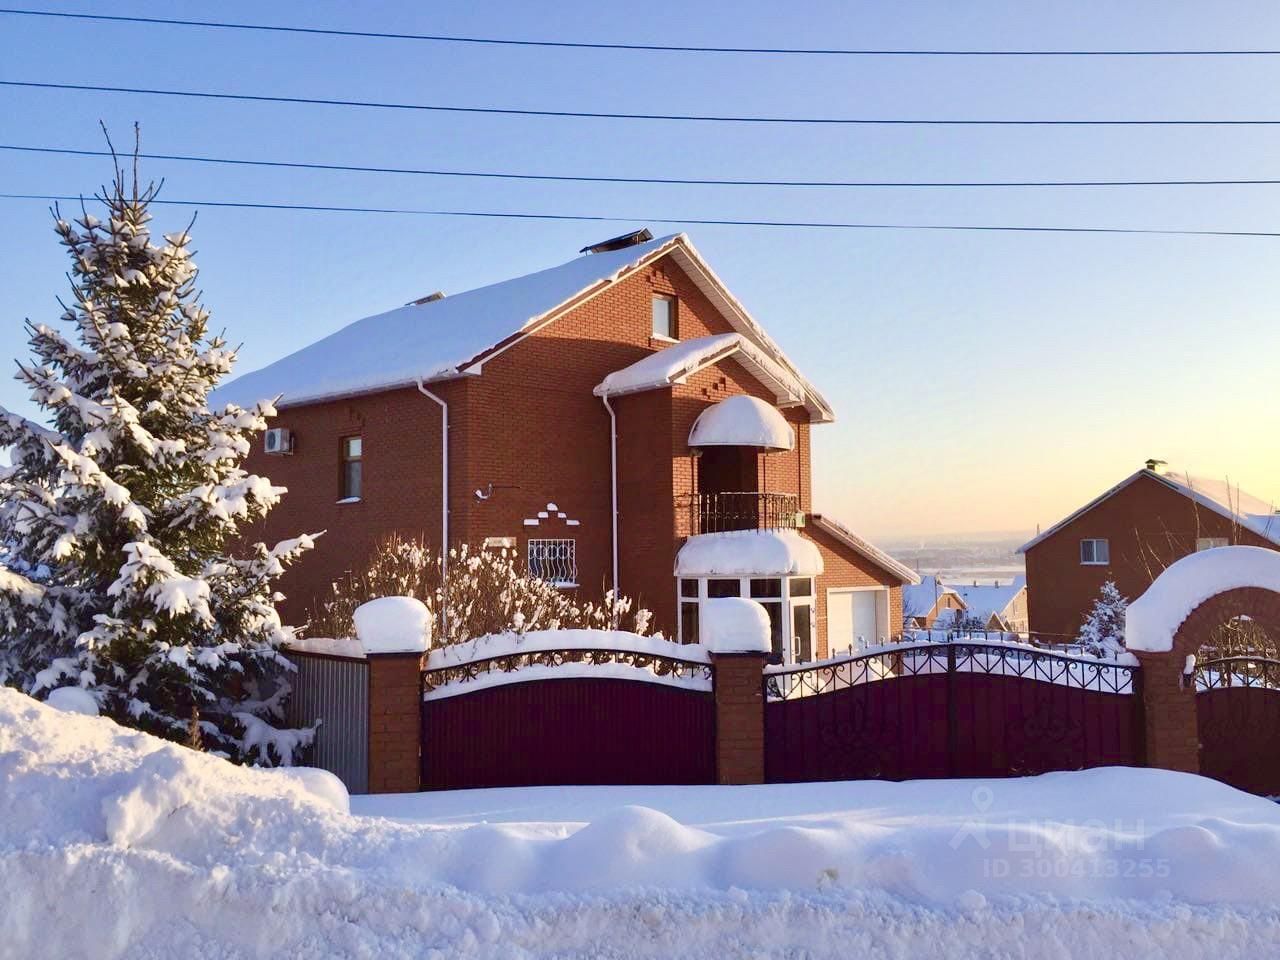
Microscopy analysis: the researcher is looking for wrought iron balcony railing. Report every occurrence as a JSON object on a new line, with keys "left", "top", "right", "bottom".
{"left": 682, "top": 491, "right": 802, "bottom": 534}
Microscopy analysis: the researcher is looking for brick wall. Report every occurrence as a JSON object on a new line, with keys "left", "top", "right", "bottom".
{"left": 1025, "top": 473, "right": 1278, "bottom": 639}
{"left": 804, "top": 523, "right": 905, "bottom": 659}
{"left": 366, "top": 652, "right": 425, "bottom": 793}
{"left": 711, "top": 652, "right": 767, "bottom": 784}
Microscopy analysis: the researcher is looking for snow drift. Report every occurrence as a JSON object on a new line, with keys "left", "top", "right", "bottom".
{"left": 4, "top": 687, "right": 1280, "bottom": 958}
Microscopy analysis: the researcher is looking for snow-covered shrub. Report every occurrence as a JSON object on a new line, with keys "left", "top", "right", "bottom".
{"left": 1079, "top": 580, "right": 1128, "bottom": 659}
{"left": 309, "top": 535, "right": 652, "bottom": 644}
{"left": 0, "top": 143, "right": 317, "bottom": 762}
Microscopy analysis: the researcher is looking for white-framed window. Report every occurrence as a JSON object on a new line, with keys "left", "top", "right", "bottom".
{"left": 651, "top": 294, "right": 677, "bottom": 340}
{"left": 677, "top": 575, "right": 814, "bottom": 664}
{"left": 528, "top": 538, "right": 577, "bottom": 587}
{"left": 340, "top": 436, "right": 362, "bottom": 501}
{"left": 1080, "top": 538, "right": 1110, "bottom": 565}
{"left": 1196, "top": 537, "right": 1229, "bottom": 552}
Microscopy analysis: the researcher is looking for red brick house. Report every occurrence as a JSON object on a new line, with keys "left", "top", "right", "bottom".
{"left": 216, "top": 230, "right": 917, "bottom": 663}
{"left": 1020, "top": 461, "right": 1280, "bottom": 638}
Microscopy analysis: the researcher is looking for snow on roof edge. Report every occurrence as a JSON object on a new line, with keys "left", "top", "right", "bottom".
{"left": 1021, "top": 469, "right": 1280, "bottom": 554}
{"left": 808, "top": 513, "right": 920, "bottom": 585}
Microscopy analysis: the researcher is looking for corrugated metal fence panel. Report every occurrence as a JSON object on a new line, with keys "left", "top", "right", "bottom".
{"left": 423, "top": 677, "right": 716, "bottom": 790}
{"left": 285, "top": 653, "right": 369, "bottom": 794}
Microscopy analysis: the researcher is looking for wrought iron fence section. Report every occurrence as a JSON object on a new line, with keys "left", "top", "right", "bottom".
{"left": 423, "top": 647, "right": 713, "bottom": 693}
{"left": 951, "top": 641, "right": 1137, "bottom": 693}
{"left": 765, "top": 640, "right": 1138, "bottom": 701}
{"left": 681, "top": 491, "right": 801, "bottom": 534}
{"left": 1196, "top": 656, "right": 1280, "bottom": 690}
{"left": 764, "top": 642, "right": 948, "bottom": 700}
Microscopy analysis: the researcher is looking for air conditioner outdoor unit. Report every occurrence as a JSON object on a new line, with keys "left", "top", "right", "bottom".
{"left": 264, "top": 427, "right": 293, "bottom": 455}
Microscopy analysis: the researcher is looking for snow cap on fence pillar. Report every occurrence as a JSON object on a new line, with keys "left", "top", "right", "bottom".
{"left": 1126, "top": 546, "right": 1280, "bottom": 652}
{"left": 701, "top": 597, "right": 772, "bottom": 654}
{"left": 354, "top": 596, "right": 433, "bottom": 655}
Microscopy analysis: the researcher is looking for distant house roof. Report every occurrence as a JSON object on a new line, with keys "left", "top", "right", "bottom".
{"left": 902, "top": 575, "right": 964, "bottom": 618}
{"left": 1019, "top": 468, "right": 1280, "bottom": 553}
{"left": 213, "top": 233, "right": 833, "bottom": 420}
{"left": 807, "top": 514, "right": 921, "bottom": 585}
{"left": 947, "top": 576, "right": 1027, "bottom": 625}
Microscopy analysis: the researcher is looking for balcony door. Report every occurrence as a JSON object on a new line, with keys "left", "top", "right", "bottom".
{"left": 697, "top": 446, "right": 759, "bottom": 533}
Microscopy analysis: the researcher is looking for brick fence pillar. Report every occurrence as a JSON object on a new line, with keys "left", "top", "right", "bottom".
{"left": 1133, "top": 650, "right": 1200, "bottom": 774}
{"left": 711, "top": 652, "right": 767, "bottom": 785}
{"left": 366, "top": 652, "right": 425, "bottom": 794}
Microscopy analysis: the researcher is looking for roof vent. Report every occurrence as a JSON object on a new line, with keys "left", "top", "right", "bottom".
{"left": 407, "top": 291, "right": 446, "bottom": 305}
{"left": 1145, "top": 458, "right": 1169, "bottom": 474}
{"left": 580, "top": 228, "right": 653, "bottom": 254}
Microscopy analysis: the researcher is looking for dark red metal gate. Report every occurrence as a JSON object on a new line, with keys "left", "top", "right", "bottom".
{"left": 422, "top": 649, "right": 715, "bottom": 790}
{"left": 1197, "top": 657, "right": 1280, "bottom": 796}
{"left": 764, "top": 642, "right": 1143, "bottom": 783}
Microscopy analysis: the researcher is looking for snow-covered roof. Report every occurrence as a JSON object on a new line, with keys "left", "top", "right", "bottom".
{"left": 946, "top": 576, "right": 1026, "bottom": 624}
{"left": 902, "top": 576, "right": 964, "bottom": 617}
{"left": 807, "top": 514, "right": 921, "bottom": 585}
{"left": 1020, "top": 468, "right": 1280, "bottom": 553}
{"left": 213, "top": 233, "right": 833, "bottom": 420}
{"left": 676, "top": 529, "right": 824, "bottom": 577}
{"left": 593, "top": 332, "right": 820, "bottom": 418}
{"left": 688, "top": 395, "right": 795, "bottom": 451}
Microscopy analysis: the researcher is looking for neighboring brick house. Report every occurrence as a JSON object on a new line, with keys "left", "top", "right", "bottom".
{"left": 902, "top": 576, "right": 966, "bottom": 629}
{"left": 215, "top": 230, "right": 917, "bottom": 663}
{"left": 1020, "top": 461, "right": 1280, "bottom": 638}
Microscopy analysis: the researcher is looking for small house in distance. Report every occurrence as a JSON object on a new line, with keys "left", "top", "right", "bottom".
{"left": 215, "top": 230, "right": 918, "bottom": 663}
{"left": 947, "top": 577, "right": 1029, "bottom": 633}
{"left": 902, "top": 575, "right": 966, "bottom": 629}
{"left": 1020, "top": 460, "right": 1280, "bottom": 638}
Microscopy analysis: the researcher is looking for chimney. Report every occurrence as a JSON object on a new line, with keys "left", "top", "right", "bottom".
{"left": 1145, "top": 458, "right": 1169, "bottom": 475}
{"left": 580, "top": 228, "right": 654, "bottom": 254}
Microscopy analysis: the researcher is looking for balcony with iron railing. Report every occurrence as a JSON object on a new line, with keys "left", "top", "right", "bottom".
{"left": 680, "top": 491, "right": 803, "bottom": 535}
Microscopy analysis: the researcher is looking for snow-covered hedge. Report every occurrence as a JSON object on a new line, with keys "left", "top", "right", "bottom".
{"left": 308, "top": 536, "right": 652, "bottom": 645}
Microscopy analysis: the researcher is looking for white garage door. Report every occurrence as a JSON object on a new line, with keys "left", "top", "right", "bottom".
{"left": 828, "top": 590, "right": 885, "bottom": 653}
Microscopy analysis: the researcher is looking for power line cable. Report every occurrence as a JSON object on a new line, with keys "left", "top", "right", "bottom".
{"left": 3, "top": 192, "right": 1277, "bottom": 238}
{"left": 5, "top": 79, "right": 1280, "bottom": 126}
{"left": 4, "top": 143, "right": 1277, "bottom": 188}
{"left": 2, "top": 8, "right": 1278, "bottom": 57}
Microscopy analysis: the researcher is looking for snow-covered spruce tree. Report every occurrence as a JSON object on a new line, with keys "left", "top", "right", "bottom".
{"left": 1079, "top": 580, "right": 1128, "bottom": 659}
{"left": 0, "top": 155, "right": 317, "bottom": 763}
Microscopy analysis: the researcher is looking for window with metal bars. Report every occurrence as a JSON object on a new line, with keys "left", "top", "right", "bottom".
{"left": 527, "top": 538, "right": 577, "bottom": 586}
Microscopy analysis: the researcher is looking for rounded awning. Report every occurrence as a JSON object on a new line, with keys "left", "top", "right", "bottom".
{"left": 688, "top": 395, "right": 795, "bottom": 451}
{"left": 676, "top": 530, "right": 824, "bottom": 577}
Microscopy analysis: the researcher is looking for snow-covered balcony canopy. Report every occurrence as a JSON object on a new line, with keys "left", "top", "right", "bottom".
{"left": 688, "top": 395, "right": 794, "bottom": 451}
{"left": 675, "top": 529, "right": 824, "bottom": 578}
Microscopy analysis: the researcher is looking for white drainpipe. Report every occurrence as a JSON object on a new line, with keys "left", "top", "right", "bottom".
{"left": 416, "top": 378, "right": 449, "bottom": 636}
{"left": 602, "top": 394, "right": 620, "bottom": 600}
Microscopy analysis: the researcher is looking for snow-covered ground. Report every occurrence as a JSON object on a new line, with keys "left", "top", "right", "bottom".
{"left": 5, "top": 687, "right": 1280, "bottom": 958}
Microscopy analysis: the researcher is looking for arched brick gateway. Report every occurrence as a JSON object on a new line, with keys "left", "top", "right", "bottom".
{"left": 1127, "top": 547, "right": 1280, "bottom": 785}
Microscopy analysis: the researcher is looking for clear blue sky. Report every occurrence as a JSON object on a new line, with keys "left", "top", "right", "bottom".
{"left": 2, "top": 1, "right": 1278, "bottom": 539}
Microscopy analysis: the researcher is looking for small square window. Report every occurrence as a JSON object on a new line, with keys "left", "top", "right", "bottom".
{"left": 707, "top": 579, "right": 741, "bottom": 598}
{"left": 680, "top": 578, "right": 700, "bottom": 598}
{"left": 789, "top": 577, "right": 813, "bottom": 597}
{"left": 340, "top": 436, "right": 362, "bottom": 500}
{"left": 651, "top": 295, "right": 676, "bottom": 339}
{"left": 750, "top": 578, "right": 782, "bottom": 599}
{"left": 1080, "top": 539, "right": 1110, "bottom": 565}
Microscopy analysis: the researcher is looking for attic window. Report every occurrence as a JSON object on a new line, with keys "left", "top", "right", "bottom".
{"left": 652, "top": 295, "right": 676, "bottom": 340}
